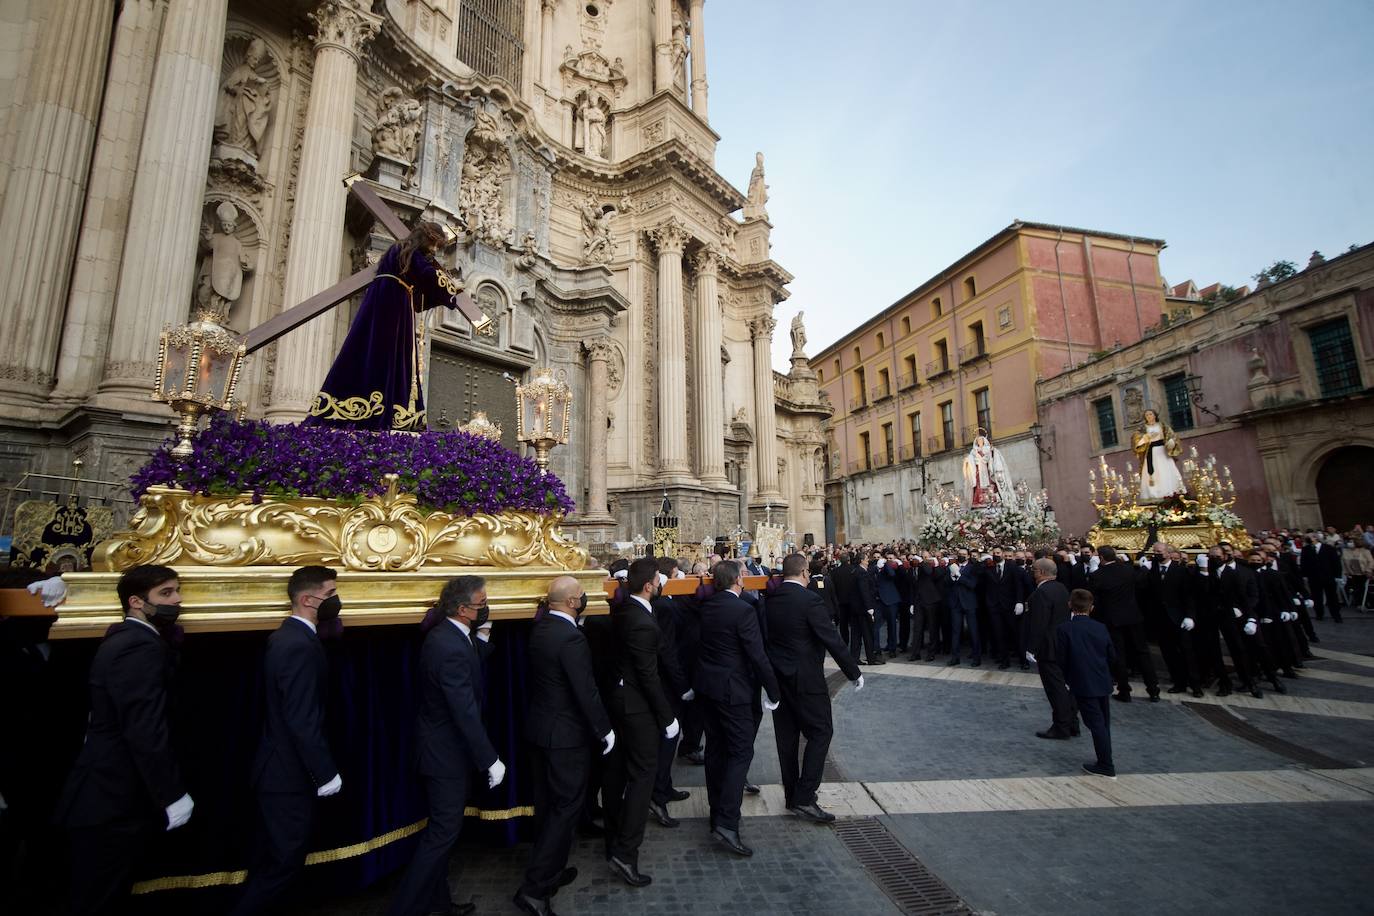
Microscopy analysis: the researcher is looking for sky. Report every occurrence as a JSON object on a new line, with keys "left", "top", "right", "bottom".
{"left": 700, "top": 0, "right": 1374, "bottom": 371}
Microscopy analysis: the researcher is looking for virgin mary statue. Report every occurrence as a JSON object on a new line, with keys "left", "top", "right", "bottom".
{"left": 305, "top": 222, "right": 461, "bottom": 432}
{"left": 1132, "top": 409, "right": 1185, "bottom": 500}
{"left": 962, "top": 432, "right": 1013, "bottom": 509}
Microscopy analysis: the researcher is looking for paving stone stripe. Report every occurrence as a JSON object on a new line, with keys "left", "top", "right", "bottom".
{"left": 1311, "top": 648, "right": 1374, "bottom": 669}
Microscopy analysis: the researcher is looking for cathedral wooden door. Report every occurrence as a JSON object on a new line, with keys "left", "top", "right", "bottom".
{"left": 427, "top": 345, "right": 520, "bottom": 451}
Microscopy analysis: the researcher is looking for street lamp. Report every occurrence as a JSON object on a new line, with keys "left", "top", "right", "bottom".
{"left": 1029, "top": 422, "right": 1054, "bottom": 459}
{"left": 515, "top": 367, "right": 572, "bottom": 472}
{"left": 153, "top": 306, "right": 245, "bottom": 459}
{"left": 1181, "top": 373, "right": 1224, "bottom": 421}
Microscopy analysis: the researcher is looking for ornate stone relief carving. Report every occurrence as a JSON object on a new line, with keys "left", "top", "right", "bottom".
{"left": 193, "top": 201, "right": 255, "bottom": 329}
{"left": 213, "top": 35, "right": 277, "bottom": 176}
{"left": 580, "top": 196, "right": 616, "bottom": 265}
{"left": 458, "top": 105, "right": 513, "bottom": 246}
{"left": 371, "top": 86, "right": 423, "bottom": 184}
{"left": 573, "top": 90, "right": 611, "bottom": 160}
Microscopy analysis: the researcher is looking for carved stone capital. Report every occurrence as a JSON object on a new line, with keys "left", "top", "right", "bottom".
{"left": 583, "top": 337, "right": 615, "bottom": 364}
{"left": 691, "top": 244, "right": 721, "bottom": 277}
{"left": 749, "top": 315, "right": 777, "bottom": 340}
{"left": 645, "top": 217, "right": 690, "bottom": 256}
{"left": 309, "top": 0, "right": 381, "bottom": 60}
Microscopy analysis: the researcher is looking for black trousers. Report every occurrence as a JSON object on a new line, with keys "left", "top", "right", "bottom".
{"left": 1036, "top": 659, "right": 1078, "bottom": 734}
{"left": 897, "top": 602, "right": 912, "bottom": 650}
{"left": 231, "top": 790, "right": 316, "bottom": 915}
{"left": 1210, "top": 615, "right": 1253, "bottom": 687}
{"left": 1107, "top": 622, "right": 1159, "bottom": 696}
{"left": 601, "top": 709, "right": 657, "bottom": 866}
{"left": 988, "top": 607, "right": 1017, "bottom": 664}
{"left": 949, "top": 605, "right": 980, "bottom": 661}
{"left": 652, "top": 700, "right": 683, "bottom": 805}
{"left": 834, "top": 603, "right": 852, "bottom": 648}
{"left": 848, "top": 610, "right": 878, "bottom": 661}
{"left": 772, "top": 685, "right": 833, "bottom": 808}
{"left": 66, "top": 818, "right": 149, "bottom": 916}
{"left": 522, "top": 744, "right": 590, "bottom": 899}
{"left": 388, "top": 774, "right": 469, "bottom": 916}
{"left": 700, "top": 697, "right": 756, "bottom": 832}
{"left": 1158, "top": 619, "right": 1201, "bottom": 691}
{"left": 679, "top": 688, "right": 705, "bottom": 755}
{"left": 910, "top": 600, "right": 940, "bottom": 657}
{"left": 1309, "top": 577, "right": 1342, "bottom": 619}
{"left": 1076, "top": 694, "right": 1113, "bottom": 770}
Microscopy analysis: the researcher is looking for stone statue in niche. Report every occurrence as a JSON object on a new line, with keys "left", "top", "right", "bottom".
{"left": 194, "top": 201, "right": 251, "bottom": 325}
{"left": 575, "top": 92, "right": 609, "bottom": 160}
{"left": 580, "top": 197, "right": 615, "bottom": 265}
{"left": 458, "top": 107, "right": 512, "bottom": 246}
{"left": 213, "top": 37, "right": 273, "bottom": 168}
{"left": 671, "top": 3, "right": 688, "bottom": 88}
{"left": 372, "top": 87, "right": 423, "bottom": 163}
{"left": 790, "top": 311, "right": 807, "bottom": 357}
{"left": 744, "top": 152, "right": 769, "bottom": 220}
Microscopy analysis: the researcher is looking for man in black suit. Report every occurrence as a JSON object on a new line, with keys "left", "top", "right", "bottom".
{"left": 908, "top": 554, "right": 944, "bottom": 661}
{"left": 649, "top": 559, "right": 692, "bottom": 828}
{"left": 1088, "top": 546, "right": 1159, "bottom": 702}
{"left": 1022, "top": 558, "right": 1078, "bottom": 740}
{"left": 695, "top": 560, "right": 781, "bottom": 857}
{"left": 1056, "top": 589, "right": 1118, "bottom": 779}
{"left": 601, "top": 558, "right": 677, "bottom": 887}
{"left": 765, "top": 554, "right": 863, "bottom": 823}
{"left": 232, "top": 566, "right": 344, "bottom": 916}
{"left": 390, "top": 576, "right": 504, "bottom": 916}
{"left": 515, "top": 577, "right": 615, "bottom": 916}
{"left": 849, "top": 553, "right": 883, "bottom": 664}
{"left": 828, "top": 551, "right": 855, "bottom": 648}
{"left": 807, "top": 556, "right": 839, "bottom": 625}
{"left": 1301, "top": 533, "right": 1344, "bottom": 622}
{"left": 1146, "top": 547, "right": 1204, "bottom": 698}
{"left": 984, "top": 547, "right": 1029, "bottom": 671}
{"left": 946, "top": 550, "right": 981, "bottom": 667}
{"left": 54, "top": 564, "right": 194, "bottom": 916}
{"left": 1225, "top": 547, "right": 1287, "bottom": 695}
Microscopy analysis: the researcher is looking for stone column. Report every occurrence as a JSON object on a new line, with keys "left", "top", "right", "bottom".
{"left": 0, "top": 0, "right": 116, "bottom": 406}
{"left": 540, "top": 0, "right": 556, "bottom": 89}
{"left": 654, "top": 0, "right": 673, "bottom": 92}
{"left": 522, "top": 0, "right": 541, "bottom": 94}
{"left": 51, "top": 0, "right": 165, "bottom": 404}
{"left": 582, "top": 338, "right": 614, "bottom": 520}
{"left": 647, "top": 218, "right": 692, "bottom": 480}
{"left": 95, "top": 0, "right": 229, "bottom": 406}
{"left": 689, "top": 0, "right": 708, "bottom": 118}
{"left": 692, "top": 245, "right": 727, "bottom": 485}
{"left": 266, "top": 0, "right": 380, "bottom": 421}
{"left": 751, "top": 315, "right": 781, "bottom": 498}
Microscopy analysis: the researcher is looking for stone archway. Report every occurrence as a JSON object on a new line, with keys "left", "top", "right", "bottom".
{"left": 1316, "top": 446, "right": 1374, "bottom": 531}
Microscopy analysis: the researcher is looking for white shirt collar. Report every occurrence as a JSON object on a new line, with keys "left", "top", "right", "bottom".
{"left": 630, "top": 594, "right": 653, "bottom": 614}
{"left": 289, "top": 614, "right": 317, "bottom": 634}
{"left": 548, "top": 609, "right": 578, "bottom": 627}
{"left": 449, "top": 617, "right": 472, "bottom": 638}
{"left": 125, "top": 615, "right": 158, "bottom": 634}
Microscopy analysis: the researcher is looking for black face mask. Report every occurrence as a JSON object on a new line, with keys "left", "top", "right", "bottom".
{"left": 317, "top": 594, "right": 342, "bottom": 623}
{"left": 146, "top": 601, "right": 181, "bottom": 625}
{"left": 472, "top": 603, "right": 490, "bottom": 629}
{"left": 571, "top": 593, "right": 588, "bottom": 617}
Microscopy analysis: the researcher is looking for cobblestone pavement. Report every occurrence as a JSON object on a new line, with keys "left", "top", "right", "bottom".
{"left": 300, "top": 613, "right": 1374, "bottom": 916}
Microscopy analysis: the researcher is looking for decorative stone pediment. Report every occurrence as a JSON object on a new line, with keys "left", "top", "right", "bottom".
{"left": 561, "top": 45, "right": 627, "bottom": 99}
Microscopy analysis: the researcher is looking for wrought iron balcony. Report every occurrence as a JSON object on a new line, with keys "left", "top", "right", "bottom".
{"left": 958, "top": 342, "right": 989, "bottom": 365}
{"left": 897, "top": 372, "right": 918, "bottom": 391}
{"left": 925, "top": 358, "right": 952, "bottom": 380}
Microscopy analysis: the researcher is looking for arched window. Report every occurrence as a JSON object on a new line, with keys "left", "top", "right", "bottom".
{"left": 964, "top": 276, "right": 977, "bottom": 299}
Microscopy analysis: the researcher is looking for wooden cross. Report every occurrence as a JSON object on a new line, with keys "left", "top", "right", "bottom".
{"left": 239, "top": 177, "right": 489, "bottom": 355}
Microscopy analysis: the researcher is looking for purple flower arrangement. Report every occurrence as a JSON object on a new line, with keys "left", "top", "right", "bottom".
{"left": 131, "top": 413, "right": 575, "bottom": 516}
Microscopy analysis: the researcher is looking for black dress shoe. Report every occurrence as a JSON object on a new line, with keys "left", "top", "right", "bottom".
{"left": 998, "top": 661, "right": 1010, "bottom": 670}
{"left": 1191, "top": 688, "right": 1204, "bottom": 698}
{"left": 1147, "top": 692, "right": 1161, "bottom": 703}
{"left": 1168, "top": 685, "right": 1187, "bottom": 694}
{"left": 511, "top": 890, "right": 552, "bottom": 916}
{"left": 684, "top": 750, "right": 706, "bottom": 765}
{"left": 555, "top": 867, "right": 577, "bottom": 889}
{"left": 1036, "top": 729, "right": 1071, "bottom": 740}
{"left": 648, "top": 800, "right": 679, "bottom": 828}
{"left": 1082, "top": 761, "right": 1117, "bottom": 780}
{"left": 744, "top": 782, "right": 761, "bottom": 795}
{"left": 946, "top": 657, "right": 960, "bottom": 666}
{"left": 608, "top": 856, "right": 652, "bottom": 887}
{"left": 1217, "top": 684, "right": 1233, "bottom": 697}
{"left": 970, "top": 659, "right": 981, "bottom": 667}
{"left": 1250, "top": 686, "right": 1264, "bottom": 698}
{"left": 1112, "top": 692, "right": 1131, "bottom": 703}
{"left": 1270, "top": 679, "right": 1288, "bottom": 694}
{"left": 1020, "top": 663, "right": 1030, "bottom": 671}
{"left": 789, "top": 802, "right": 836, "bottom": 823}
{"left": 925, "top": 653, "right": 936, "bottom": 661}
{"left": 711, "top": 826, "right": 754, "bottom": 857}
{"left": 669, "top": 788, "right": 691, "bottom": 802}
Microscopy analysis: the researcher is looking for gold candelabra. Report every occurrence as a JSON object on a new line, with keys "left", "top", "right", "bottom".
{"left": 1088, "top": 454, "right": 1136, "bottom": 517}
{"left": 1179, "top": 446, "right": 1237, "bottom": 512}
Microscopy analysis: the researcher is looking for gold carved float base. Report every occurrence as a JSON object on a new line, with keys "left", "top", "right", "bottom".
{"left": 1087, "top": 523, "right": 1253, "bottom": 553}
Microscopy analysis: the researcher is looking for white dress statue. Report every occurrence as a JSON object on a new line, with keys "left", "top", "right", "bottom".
{"left": 962, "top": 433, "right": 1013, "bottom": 509}
{"left": 1132, "top": 409, "right": 1186, "bottom": 500}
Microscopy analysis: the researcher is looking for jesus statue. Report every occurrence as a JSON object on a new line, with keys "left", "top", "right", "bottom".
{"left": 305, "top": 222, "right": 463, "bottom": 432}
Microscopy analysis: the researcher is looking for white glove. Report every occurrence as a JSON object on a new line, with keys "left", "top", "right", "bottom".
{"left": 1025, "top": 651, "right": 1036, "bottom": 664}
{"left": 26, "top": 576, "right": 68, "bottom": 607}
{"left": 1304, "top": 598, "right": 1314, "bottom": 609}
{"left": 488, "top": 758, "right": 507, "bottom": 789}
{"left": 1243, "top": 621, "right": 1258, "bottom": 636}
{"left": 165, "top": 793, "right": 194, "bottom": 831}
{"left": 664, "top": 718, "right": 680, "bottom": 739}
{"left": 853, "top": 675, "right": 865, "bottom": 692}
{"left": 949, "top": 567, "right": 961, "bottom": 580}
{"left": 317, "top": 773, "right": 342, "bottom": 797}
{"left": 1261, "top": 617, "right": 1273, "bottom": 625}
{"left": 1196, "top": 555, "right": 1209, "bottom": 570}
{"left": 867, "top": 608, "right": 875, "bottom": 618}
{"left": 1013, "top": 602, "right": 1025, "bottom": 616}
{"left": 1292, "top": 598, "right": 1301, "bottom": 606}
{"left": 476, "top": 623, "right": 492, "bottom": 642}
{"left": 681, "top": 688, "right": 695, "bottom": 701}
{"left": 877, "top": 558, "right": 886, "bottom": 568}
{"left": 1139, "top": 557, "right": 1152, "bottom": 569}
{"left": 1089, "top": 557, "right": 1101, "bottom": 572}
{"left": 1181, "top": 617, "right": 1195, "bottom": 631}
{"left": 1233, "top": 607, "right": 1242, "bottom": 619}
{"left": 601, "top": 730, "right": 615, "bottom": 756}
{"left": 763, "top": 697, "right": 780, "bottom": 712}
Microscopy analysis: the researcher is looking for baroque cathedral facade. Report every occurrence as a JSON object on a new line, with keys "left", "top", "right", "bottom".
{"left": 0, "top": 0, "right": 830, "bottom": 548}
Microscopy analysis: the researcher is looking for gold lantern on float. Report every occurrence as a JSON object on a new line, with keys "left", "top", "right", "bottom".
{"left": 459, "top": 410, "right": 503, "bottom": 441}
{"left": 152, "top": 306, "right": 245, "bottom": 459}
{"left": 515, "top": 367, "right": 572, "bottom": 472}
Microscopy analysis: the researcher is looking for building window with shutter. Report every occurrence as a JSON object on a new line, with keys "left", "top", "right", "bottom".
{"left": 1309, "top": 317, "right": 1362, "bottom": 397}
{"left": 456, "top": 1, "right": 525, "bottom": 88}
{"left": 1094, "top": 397, "right": 1118, "bottom": 448}
{"left": 1162, "top": 374, "right": 1194, "bottom": 431}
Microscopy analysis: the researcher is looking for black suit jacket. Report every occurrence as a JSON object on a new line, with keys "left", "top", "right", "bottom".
{"left": 693, "top": 590, "right": 781, "bottom": 705}
{"left": 1022, "top": 580, "right": 1071, "bottom": 661}
{"left": 415, "top": 619, "right": 497, "bottom": 776}
{"left": 609, "top": 598, "right": 675, "bottom": 728}
{"left": 1154, "top": 562, "right": 1194, "bottom": 626}
{"left": 55, "top": 620, "right": 185, "bottom": 827}
{"left": 1056, "top": 616, "right": 1117, "bottom": 698}
{"left": 764, "top": 582, "right": 860, "bottom": 694}
{"left": 828, "top": 563, "right": 856, "bottom": 611}
{"left": 984, "top": 562, "right": 1027, "bottom": 613}
{"left": 1220, "top": 562, "right": 1261, "bottom": 621}
{"left": 252, "top": 617, "right": 337, "bottom": 794}
{"left": 1089, "top": 561, "right": 1144, "bottom": 627}
{"left": 525, "top": 614, "right": 611, "bottom": 749}
{"left": 651, "top": 595, "right": 689, "bottom": 699}
{"left": 914, "top": 565, "right": 944, "bottom": 607}
{"left": 853, "top": 566, "right": 879, "bottom": 613}
{"left": 1257, "top": 566, "right": 1294, "bottom": 620}
{"left": 807, "top": 573, "right": 839, "bottom": 620}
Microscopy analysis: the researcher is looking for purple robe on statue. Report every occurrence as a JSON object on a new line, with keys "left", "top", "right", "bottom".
{"left": 305, "top": 244, "right": 458, "bottom": 432}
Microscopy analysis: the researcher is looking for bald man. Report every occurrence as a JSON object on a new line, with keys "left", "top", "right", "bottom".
{"left": 1022, "top": 558, "right": 1078, "bottom": 739}
{"left": 516, "top": 577, "right": 614, "bottom": 916}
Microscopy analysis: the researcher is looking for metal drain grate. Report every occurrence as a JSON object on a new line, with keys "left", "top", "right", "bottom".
{"left": 1184, "top": 701, "right": 1354, "bottom": 769}
{"left": 833, "top": 817, "right": 971, "bottom": 916}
